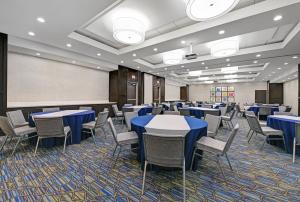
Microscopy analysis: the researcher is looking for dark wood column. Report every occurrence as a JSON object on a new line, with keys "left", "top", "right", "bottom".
{"left": 0, "top": 33, "right": 7, "bottom": 116}
{"left": 180, "top": 85, "right": 189, "bottom": 101}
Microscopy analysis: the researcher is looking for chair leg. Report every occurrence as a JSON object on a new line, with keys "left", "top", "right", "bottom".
{"left": 191, "top": 149, "right": 196, "bottom": 170}
{"left": 216, "top": 155, "right": 226, "bottom": 180}
{"left": 0, "top": 136, "right": 8, "bottom": 152}
{"left": 225, "top": 153, "right": 233, "bottom": 171}
{"left": 34, "top": 137, "right": 40, "bottom": 155}
{"left": 141, "top": 161, "right": 148, "bottom": 195}
{"left": 260, "top": 137, "right": 267, "bottom": 150}
{"left": 11, "top": 137, "right": 21, "bottom": 156}
{"left": 63, "top": 135, "right": 68, "bottom": 153}
{"left": 183, "top": 159, "right": 186, "bottom": 202}
{"left": 91, "top": 129, "right": 96, "bottom": 145}
{"left": 293, "top": 138, "right": 296, "bottom": 163}
{"left": 113, "top": 146, "right": 121, "bottom": 167}
{"left": 246, "top": 129, "right": 251, "bottom": 137}
{"left": 112, "top": 145, "right": 118, "bottom": 156}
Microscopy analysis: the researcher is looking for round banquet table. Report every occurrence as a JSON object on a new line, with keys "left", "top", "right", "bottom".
{"left": 188, "top": 107, "right": 221, "bottom": 119}
{"left": 248, "top": 106, "right": 279, "bottom": 116}
{"left": 29, "top": 110, "right": 95, "bottom": 147}
{"left": 123, "top": 106, "right": 153, "bottom": 116}
{"left": 131, "top": 115, "right": 208, "bottom": 170}
{"left": 267, "top": 115, "right": 300, "bottom": 155}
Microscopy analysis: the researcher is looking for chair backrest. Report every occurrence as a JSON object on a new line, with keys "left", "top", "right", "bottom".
{"left": 103, "top": 107, "right": 109, "bottom": 112}
{"left": 235, "top": 104, "right": 241, "bottom": 113}
{"left": 152, "top": 107, "right": 162, "bottom": 115}
{"left": 34, "top": 117, "right": 65, "bottom": 138}
{"left": 225, "top": 105, "right": 232, "bottom": 114}
{"left": 179, "top": 108, "right": 190, "bottom": 116}
{"left": 273, "top": 112, "right": 293, "bottom": 116}
{"left": 222, "top": 124, "right": 239, "bottom": 154}
{"left": 164, "top": 111, "right": 180, "bottom": 115}
{"left": 124, "top": 111, "right": 138, "bottom": 131}
{"left": 205, "top": 114, "right": 221, "bottom": 137}
{"left": 259, "top": 107, "right": 272, "bottom": 116}
{"left": 278, "top": 106, "right": 287, "bottom": 112}
{"left": 246, "top": 115, "right": 263, "bottom": 134}
{"left": 123, "top": 104, "right": 133, "bottom": 107}
{"left": 6, "top": 110, "right": 27, "bottom": 128}
{"left": 219, "top": 107, "right": 227, "bottom": 116}
{"left": 112, "top": 105, "right": 120, "bottom": 115}
{"left": 95, "top": 111, "right": 109, "bottom": 128}
{"left": 107, "top": 117, "right": 118, "bottom": 144}
{"left": 143, "top": 133, "right": 185, "bottom": 168}
{"left": 42, "top": 107, "right": 60, "bottom": 112}
{"left": 173, "top": 105, "right": 178, "bottom": 112}
{"left": 285, "top": 107, "right": 292, "bottom": 112}
{"left": 229, "top": 109, "right": 236, "bottom": 120}
{"left": 0, "top": 116, "right": 15, "bottom": 137}
{"left": 79, "top": 106, "right": 92, "bottom": 110}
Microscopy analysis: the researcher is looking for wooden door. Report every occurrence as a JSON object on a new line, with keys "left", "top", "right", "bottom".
{"left": 153, "top": 86, "right": 160, "bottom": 103}
{"left": 255, "top": 90, "right": 267, "bottom": 103}
{"left": 127, "top": 82, "right": 137, "bottom": 105}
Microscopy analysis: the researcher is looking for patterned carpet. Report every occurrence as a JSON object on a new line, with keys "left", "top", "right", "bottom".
{"left": 0, "top": 117, "right": 300, "bottom": 201}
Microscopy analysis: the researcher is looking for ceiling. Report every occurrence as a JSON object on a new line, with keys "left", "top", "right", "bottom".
{"left": 1, "top": 0, "right": 300, "bottom": 84}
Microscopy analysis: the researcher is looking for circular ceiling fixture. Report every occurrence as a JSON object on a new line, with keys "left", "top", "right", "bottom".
{"left": 186, "top": 0, "right": 240, "bottom": 21}
{"left": 163, "top": 50, "right": 184, "bottom": 65}
{"left": 210, "top": 38, "right": 239, "bottom": 57}
{"left": 113, "top": 17, "right": 145, "bottom": 44}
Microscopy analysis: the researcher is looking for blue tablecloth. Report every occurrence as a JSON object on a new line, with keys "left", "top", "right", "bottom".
{"left": 138, "top": 106, "right": 153, "bottom": 116}
{"left": 176, "top": 103, "right": 183, "bottom": 108}
{"left": 188, "top": 108, "right": 221, "bottom": 119}
{"left": 248, "top": 106, "right": 279, "bottom": 116}
{"left": 131, "top": 115, "right": 207, "bottom": 170}
{"left": 29, "top": 110, "right": 95, "bottom": 147}
{"left": 267, "top": 116, "right": 300, "bottom": 155}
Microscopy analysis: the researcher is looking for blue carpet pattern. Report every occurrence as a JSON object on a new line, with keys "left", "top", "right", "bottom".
{"left": 0, "top": 117, "right": 300, "bottom": 201}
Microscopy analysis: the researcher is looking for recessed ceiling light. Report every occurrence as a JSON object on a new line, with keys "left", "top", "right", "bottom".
{"left": 153, "top": 48, "right": 158, "bottom": 52}
{"left": 97, "top": 66, "right": 100, "bottom": 69}
{"left": 249, "top": 72, "right": 252, "bottom": 74}
{"left": 36, "top": 53, "right": 40, "bottom": 56}
{"left": 97, "top": 53, "right": 101, "bottom": 56}
{"left": 288, "top": 77, "right": 291, "bottom": 79}
{"left": 277, "top": 67, "right": 282, "bottom": 70}
{"left": 28, "top": 31, "right": 35, "bottom": 36}
{"left": 164, "top": 68, "right": 167, "bottom": 70}
{"left": 72, "top": 60, "right": 76, "bottom": 64}
{"left": 218, "top": 30, "right": 225, "bottom": 35}
{"left": 37, "top": 17, "right": 45, "bottom": 23}
{"left": 121, "top": 60, "right": 124, "bottom": 64}
{"left": 201, "top": 62, "right": 205, "bottom": 65}
{"left": 66, "top": 43, "right": 72, "bottom": 47}
{"left": 132, "top": 53, "right": 137, "bottom": 57}
{"left": 137, "top": 66, "right": 140, "bottom": 69}
{"left": 227, "top": 64, "right": 231, "bottom": 66}
{"left": 156, "top": 73, "right": 159, "bottom": 75}
{"left": 256, "top": 54, "right": 261, "bottom": 58}
{"left": 273, "top": 15, "right": 282, "bottom": 21}
{"left": 181, "top": 40, "right": 186, "bottom": 44}
{"left": 226, "top": 58, "right": 230, "bottom": 62}
{"left": 187, "top": 69, "right": 190, "bottom": 71}
{"left": 205, "top": 66, "right": 208, "bottom": 70}
{"left": 253, "top": 60, "right": 258, "bottom": 64}
{"left": 292, "top": 56, "right": 298, "bottom": 59}
{"left": 181, "top": 65, "right": 185, "bottom": 68}
{"left": 284, "top": 62, "right": 288, "bottom": 65}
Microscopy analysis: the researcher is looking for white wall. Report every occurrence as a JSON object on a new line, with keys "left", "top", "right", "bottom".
{"left": 7, "top": 53, "right": 110, "bottom": 107}
{"left": 189, "top": 82, "right": 268, "bottom": 106}
{"left": 144, "top": 73, "right": 153, "bottom": 104}
{"left": 284, "top": 79, "right": 298, "bottom": 115}
{"left": 165, "top": 79, "right": 183, "bottom": 101}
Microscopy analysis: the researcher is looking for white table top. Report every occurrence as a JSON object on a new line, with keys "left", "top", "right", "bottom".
{"left": 33, "top": 110, "right": 88, "bottom": 118}
{"left": 189, "top": 107, "right": 219, "bottom": 111}
{"left": 145, "top": 115, "right": 190, "bottom": 137}
{"left": 269, "top": 115, "right": 300, "bottom": 122}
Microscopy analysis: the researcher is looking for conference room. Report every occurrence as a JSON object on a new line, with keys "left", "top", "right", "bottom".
{"left": 0, "top": 0, "right": 300, "bottom": 201}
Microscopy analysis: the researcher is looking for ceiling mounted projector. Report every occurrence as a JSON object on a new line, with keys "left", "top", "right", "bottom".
{"left": 185, "top": 44, "right": 198, "bottom": 60}
{"left": 186, "top": 0, "right": 240, "bottom": 21}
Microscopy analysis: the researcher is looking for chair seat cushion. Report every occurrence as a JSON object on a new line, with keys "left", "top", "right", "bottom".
{"left": 259, "top": 121, "right": 267, "bottom": 127}
{"left": 261, "top": 127, "right": 283, "bottom": 136}
{"left": 14, "top": 126, "right": 37, "bottom": 136}
{"left": 82, "top": 121, "right": 95, "bottom": 129}
{"left": 116, "top": 112, "right": 123, "bottom": 117}
{"left": 117, "top": 131, "right": 138, "bottom": 144}
{"left": 221, "top": 116, "right": 230, "bottom": 121}
{"left": 197, "top": 136, "right": 226, "bottom": 154}
{"left": 64, "top": 126, "right": 71, "bottom": 135}
{"left": 207, "top": 131, "right": 216, "bottom": 137}
{"left": 15, "top": 122, "right": 29, "bottom": 128}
